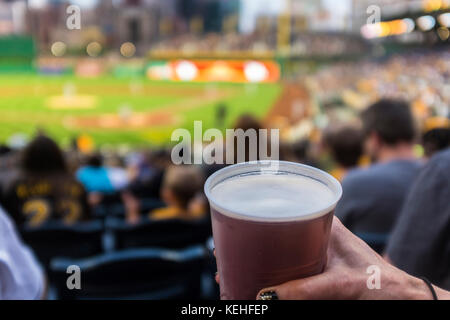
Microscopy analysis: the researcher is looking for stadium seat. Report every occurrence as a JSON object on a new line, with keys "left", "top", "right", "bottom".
{"left": 106, "top": 216, "right": 212, "bottom": 250}
{"left": 94, "top": 197, "right": 165, "bottom": 218}
{"left": 355, "top": 232, "right": 390, "bottom": 254}
{"left": 19, "top": 220, "right": 104, "bottom": 268}
{"left": 50, "top": 246, "right": 206, "bottom": 300}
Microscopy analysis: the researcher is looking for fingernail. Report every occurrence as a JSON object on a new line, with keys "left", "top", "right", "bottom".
{"left": 258, "top": 291, "right": 278, "bottom": 300}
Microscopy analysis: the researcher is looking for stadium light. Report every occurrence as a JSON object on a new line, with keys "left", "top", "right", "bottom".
{"left": 422, "top": 0, "right": 444, "bottom": 12}
{"left": 360, "top": 24, "right": 377, "bottom": 39}
{"left": 175, "top": 61, "right": 198, "bottom": 81}
{"left": 417, "top": 15, "right": 436, "bottom": 31}
{"left": 360, "top": 19, "right": 415, "bottom": 39}
{"left": 360, "top": 22, "right": 389, "bottom": 39}
{"left": 244, "top": 61, "right": 269, "bottom": 83}
{"left": 86, "top": 42, "right": 102, "bottom": 57}
{"left": 403, "top": 18, "right": 416, "bottom": 33}
{"left": 437, "top": 26, "right": 450, "bottom": 40}
{"left": 120, "top": 42, "right": 136, "bottom": 58}
{"left": 51, "top": 41, "right": 67, "bottom": 57}
{"left": 438, "top": 12, "right": 450, "bottom": 27}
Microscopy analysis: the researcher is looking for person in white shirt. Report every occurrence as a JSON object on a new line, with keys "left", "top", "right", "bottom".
{"left": 0, "top": 206, "right": 45, "bottom": 300}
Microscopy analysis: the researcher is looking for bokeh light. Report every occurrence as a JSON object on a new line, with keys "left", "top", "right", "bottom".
{"left": 360, "top": 19, "right": 415, "bottom": 39}
{"left": 438, "top": 12, "right": 450, "bottom": 27}
{"left": 51, "top": 41, "right": 67, "bottom": 57}
{"left": 175, "top": 61, "right": 198, "bottom": 81}
{"left": 244, "top": 61, "right": 269, "bottom": 83}
{"left": 403, "top": 18, "right": 416, "bottom": 33}
{"left": 437, "top": 26, "right": 450, "bottom": 40}
{"left": 86, "top": 42, "right": 102, "bottom": 57}
{"left": 417, "top": 15, "right": 436, "bottom": 31}
{"left": 120, "top": 42, "right": 136, "bottom": 58}
{"left": 423, "top": 0, "right": 443, "bottom": 12}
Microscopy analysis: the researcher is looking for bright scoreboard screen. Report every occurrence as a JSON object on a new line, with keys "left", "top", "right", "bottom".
{"left": 147, "top": 60, "right": 280, "bottom": 83}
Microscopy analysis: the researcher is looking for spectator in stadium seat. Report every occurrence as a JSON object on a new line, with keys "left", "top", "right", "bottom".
{"left": 127, "top": 149, "right": 169, "bottom": 200}
{"left": 150, "top": 165, "right": 206, "bottom": 220}
{"left": 385, "top": 147, "right": 450, "bottom": 289}
{"left": 230, "top": 114, "right": 263, "bottom": 163}
{"left": 422, "top": 128, "right": 450, "bottom": 159}
{"left": 76, "top": 153, "right": 130, "bottom": 206}
{"left": 121, "top": 149, "right": 171, "bottom": 224}
{"left": 2, "top": 135, "right": 91, "bottom": 228}
{"left": 287, "top": 139, "right": 320, "bottom": 168}
{"left": 0, "top": 206, "right": 45, "bottom": 299}
{"left": 323, "top": 125, "right": 364, "bottom": 181}
{"left": 335, "top": 99, "right": 422, "bottom": 249}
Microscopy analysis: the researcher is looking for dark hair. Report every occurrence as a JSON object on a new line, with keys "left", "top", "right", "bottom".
{"left": 361, "top": 99, "right": 416, "bottom": 145}
{"left": 324, "top": 126, "right": 363, "bottom": 168}
{"left": 86, "top": 153, "right": 103, "bottom": 167}
{"left": 21, "top": 135, "right": 67, "bottom": 174}
{"left": 423, "top": 128, "right": 450, "bottom": 157}
{"left": 0, "top": 145, "right": 12, "bottom": 156}
{"left": 232, "top": 114, "right": 263, "bottom": 163}
{"left": 290, "top": 139, "right": 311, "bottom": 161}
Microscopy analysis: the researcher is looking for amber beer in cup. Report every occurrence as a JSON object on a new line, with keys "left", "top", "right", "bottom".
{"left": 204, "top": 161, "right": 342, "bottom": 300}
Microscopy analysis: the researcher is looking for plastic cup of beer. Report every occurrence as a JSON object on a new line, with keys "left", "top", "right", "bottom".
{"left": 204, "top": 161, "right": 342, "bottom": 300}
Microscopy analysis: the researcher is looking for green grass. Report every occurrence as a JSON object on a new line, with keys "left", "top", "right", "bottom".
{"left": 0, "top": 75, "right": 281, "bottom": 148}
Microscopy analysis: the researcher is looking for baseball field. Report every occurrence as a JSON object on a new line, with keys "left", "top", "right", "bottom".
{"left": 0, "top": 75, "right": 282, "bottom": 148}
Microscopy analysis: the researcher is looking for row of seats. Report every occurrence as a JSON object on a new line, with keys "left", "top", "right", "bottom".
{"left": 51, "top": 246, "right": 208, "bottom": 300}
{"left": 93, "top": 198, "right": 166, "bottom": 218}
{"left": 19, "top": 216, "right": 216, "bottom": 299}
{"left": 20, "top": 217, "right": 212, "bottom": 267}
{"left": 105, "top": 217, "right": 211, "bottom": 250}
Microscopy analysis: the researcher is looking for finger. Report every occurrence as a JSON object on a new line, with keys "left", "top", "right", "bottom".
{"left": 215, "top": 272, "right": 220, "bottom": 284}
{"left": 257, "top": 273, "right": 337, "bottom": 300}
{"left": 212, "top": 249, "right": 220, "bottom": 284}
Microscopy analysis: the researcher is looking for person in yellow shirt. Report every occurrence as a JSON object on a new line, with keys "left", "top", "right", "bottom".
{"left": 150, "top": 165, "right": 206, "bottom": 220}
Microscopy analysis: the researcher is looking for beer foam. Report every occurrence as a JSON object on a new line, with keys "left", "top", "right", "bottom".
{"left": 210, "top": 173, "right": 336, "bottom": 220}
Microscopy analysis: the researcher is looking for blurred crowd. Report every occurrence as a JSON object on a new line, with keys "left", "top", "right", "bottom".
{"left": 306, "top": 50, "right": 450, "bottom": 120}
{"left": 0, "top": 137, "right": 208, "bottom": 227}
{"left": 151, "top": 32, "right": 367, "bottom": 56}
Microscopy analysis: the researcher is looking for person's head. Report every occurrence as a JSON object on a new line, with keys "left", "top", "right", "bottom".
{"left": 150, "top": 148, "right": 172, "bottom": 170}
{"left": 86, "top": 153, "right": 103, "bottom": 167}
{"left": 422, "top": 128, "right": 450, "bottom": 158}
{"left": 290, "top": 139, "right": 311, "bottom": 163}
{"left": 361, "top": 99, "right": 416, "bottom": 161}
{"left": 0, "top": 145, "right": 12, "bottom": 157}
{"left": 324, "top": 125, "right": 363, "bottom": 169}
{"left": 161, "top": 165, "right": 204, "bottom": 210}
{"left": 233, "top": 114, "right": 263, "bottom": 132}
{"left": 231, "top": 114, "right": 263, "bottom": 163}
{"left": 21, "top": 135, "right": 67, "bottom": 175}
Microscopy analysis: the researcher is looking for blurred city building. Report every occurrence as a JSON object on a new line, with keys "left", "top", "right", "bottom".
{"left": 0, "top": 0, "right": 447, "bottom": 57}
